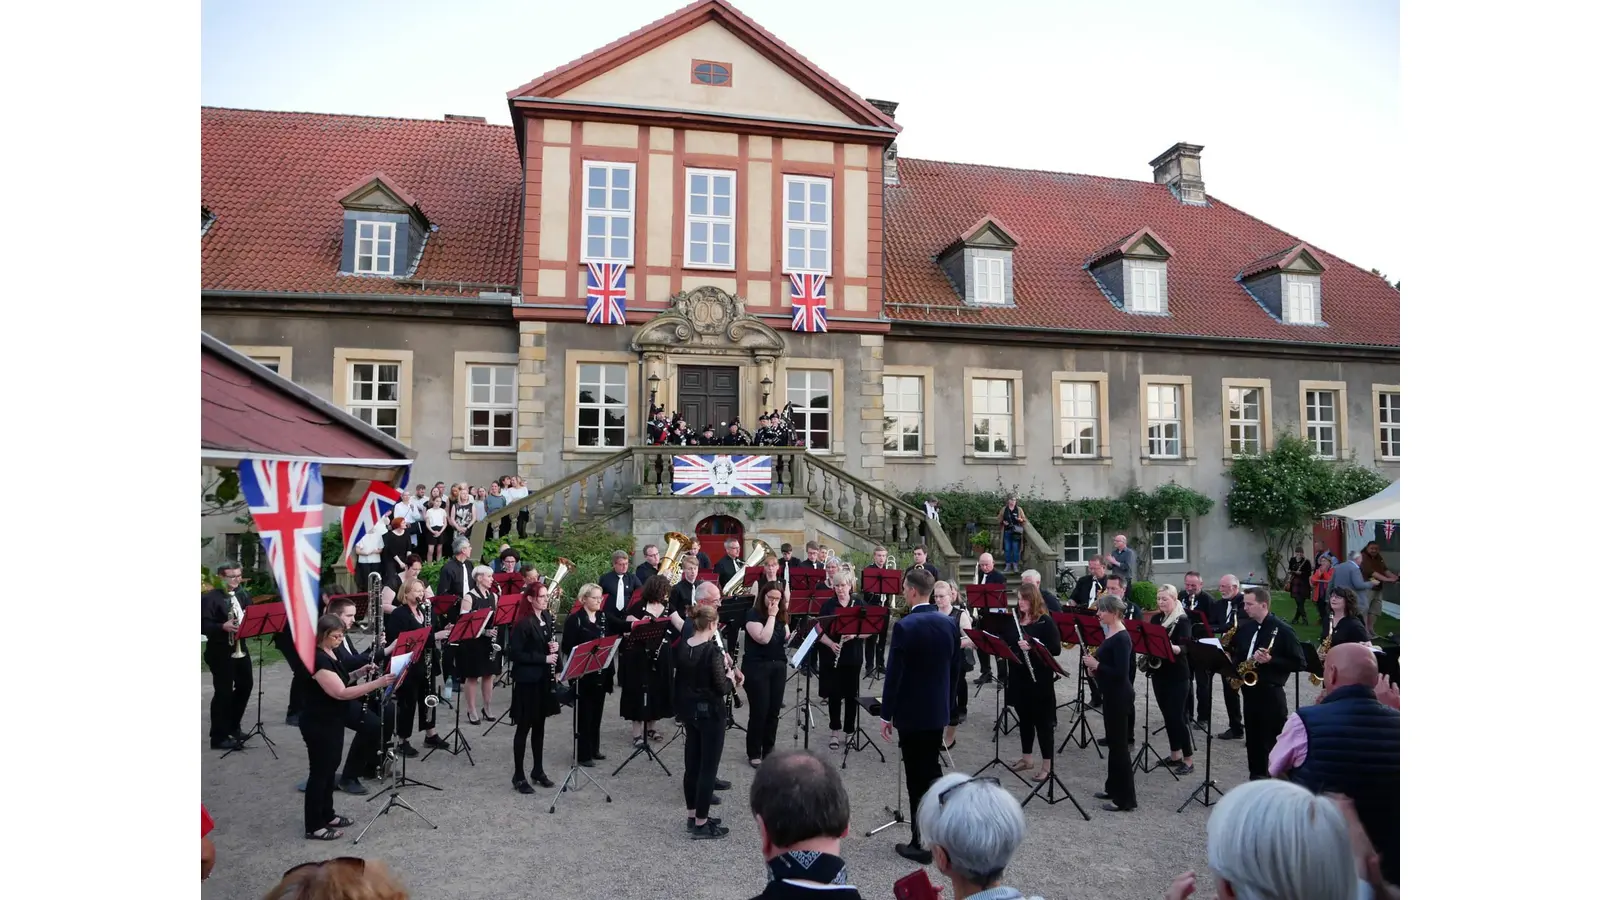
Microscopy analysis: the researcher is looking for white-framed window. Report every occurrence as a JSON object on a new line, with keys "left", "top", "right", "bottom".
{"left": 973, "top": 257, "right": 1005, "bottom": 305}
{"left": 1059, "top": 381, "right": 1098, "bottom": 457}
{"left": 1377, "top": 391, "right": 1400, "bottom": 460}
{"left": 1151, "top": 518, "right": 1188, "bottom": 563}
{"left": 576, "top": 363, "right": 628, "bottom": 448}
{"left": 1146, "top": 384, "right": 1183, "bottom": 458}
{"left": 882, "top": 374, "right": 923, "bottom": 455}
{"left": 348, "top": 362, "right": 401, "bottom": 437}
{"left": 1127, "top": 259, "right": 1167, "bottom": 313}
{"left": 1061, "top": 520, "right": 1101, "bottom": 566}
{"left": 971, "top": 378, "right": 1013, "bottom": 456}
{"left": 685, "top": 168, "right": 735, "bottom": 268}
{"left": 787, "top": 369, "right": 833, "bottom": 452}
{"left": 355, "top": 221, "right": 395, "bottom": 275}
{"left": 783, "top": 176, "right": 831, "bottom": 274}
{"left": 582, "top": 161, "right": 634, "bottom": 264}
{"left": 1283, "top": 274, "right": 1321, "bottom": 324}
{"left": 466, "top": 364, "right": 516, "bottom": 451}
{"left": 1305, "top": 389, "right": 1338, "bottom": 459}
{"left": 1227, "top": 386, "right": 1262, "bottom": 456}
{"left": 250, "top": 357, "right": 281, "bottom": 374}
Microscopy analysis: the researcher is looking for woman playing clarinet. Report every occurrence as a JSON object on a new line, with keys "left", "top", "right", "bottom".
{"left": 563, "top": 584, "right": 611, "bottom": 766}
{"left": 456, "top": 565, "right": 500, "bottom": 724}
{"left": 1149, "top": 585, "right": 1194, "bottom": 774}
{"left": 621, "top": 574, "right": 675, "bottom": 748}
{"left": 387, "top": 577, "right": 448, "bottom": 756}
{"left": 816, "top": 570, "right": 864, "bottom": 751}
{"left": 1006, "top": 582, "right": 1062, "bottom": 783}
{"left": 506, "top": 581, "right": 560, "bottom": 792}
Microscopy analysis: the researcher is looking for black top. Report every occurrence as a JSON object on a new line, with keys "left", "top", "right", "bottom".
{"left": 624, "top": 600, "right": 674, "bottom": 649}
{"left": 435, "top": 557, "right": 473, "bottom": 600}
{"left": 668, "top": 580, "right": 698, "bottom": 622}
{"left": 694, "top": 550, "right": 712, "bottom": 570}
{"left": 819, "top": 596, "right": 867, "bottom": 668}
{"left": 1231, "top": 614, "right": 1306, "bottom": 687}
{"left": 448, "top": 501, "right": 475, "bottom": 531}
{"left": 713, "top": 555, "right": 741, "bottom": 588}
{"left": 1001, "top": 504, "right": 1023, "bottom": 530}
{"left": 387, "top": 603, "right": 437, "bottom": 671}
{"left": 599, "top": 570, "right": 640, "bottom": 625}
{"left": 1178, "top": 590, "right": 1215, "bottom": 628}
{"left": 562, "top": 609, "right": 611, "bottom": 691}
{"left": 905, "top": 563, "right": 940, "bottom": 583}
{"left": 1210, "top": 593, "right": 1244, "bottom": 635}
{"left": 1012, "top": 615, "right": 1061, "bottom": 686}
{"left": 974, "top": 568, "right": 1007, "bottom": 586}
{"left": 382, "top": 530, "right": 413, "bottom": 580}
{"left": 742, "top": 605, "right": 789, "bottom": 664}
{"left": 674, "top": 637, "right": 731, "bottom": 707}
{"left": 635, "top": 562, "right": 659, "bottom": 583}
{"left": 1094, "top": 629, "right": 1136, "bottom": 700}
{"left": 200, "top": 587, "right": 251, "bottom": 649}
{"left": 1149, "top": 611, "right": 1193, "bottom": 681}
{"left": 1326, "top": 615, "right": 1371, "bottom": 647}
{"left": 304, "top": 649, "right": 349, "bottom": 726}
{"left": 1040, "top": 588, "right": 1064, "bottom": 613}
{"left": 506, "top": 611, "right": 554, "bottom": 685}
{"left": 1069, "top": 576, "right": 1105, "bottom": 608}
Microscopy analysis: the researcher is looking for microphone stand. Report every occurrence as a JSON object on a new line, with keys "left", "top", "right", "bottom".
{"left": 867, "top": 744, "right": 910, "bottom": 836}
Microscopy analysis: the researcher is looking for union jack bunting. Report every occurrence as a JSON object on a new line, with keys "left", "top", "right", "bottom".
{"left": 789, "top": 273, "right": 828, "bottom": 333}
{"left": 1382, "top": 520, "right": 1397, "bottom": 541}
{"left": 341, "top": 480, "right": 405, "bottom": 575}
{"left": 672, "top": 454, "right": 773, "bottom": 497}
{"left": 238, "top": 459, "right": 325, "bottom": 673}
{"left": 585, "top": 262, "right": 627, "bottom": 325}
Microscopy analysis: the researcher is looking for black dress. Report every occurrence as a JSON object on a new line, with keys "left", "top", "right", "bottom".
{"left": 818, "top": 595, "right": 866, "bottom": 734}
{"left": 1149, "top": 612, "right": 1194, "bottom": 757}
{"left": 1096, "top": 629, "right": 1137, "bottom": 809}
{"left": 619, "top": 601, "right": 674, "bottom": 722}
{"left": 1005, "top": 615, "right": 1062, "bottom": 759}
{"left": 563, "top": 609, "right": 610, "bottom": 762}
{"left": 454, "top": 587, "right": 497, "bottom": 679}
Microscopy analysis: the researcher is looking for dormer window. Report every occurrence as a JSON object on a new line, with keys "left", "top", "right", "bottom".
{"left": 336, "top": 172, "right": 431, "bottom": 279}
{"left": 1238, "top": 242, "right": 1326, "bottom": 326}
{"left": 938, "top": 217, "right": 1018, "bottom": 308}
{"left": 1085, "top": 227, "right": 1174, "bottom": 316}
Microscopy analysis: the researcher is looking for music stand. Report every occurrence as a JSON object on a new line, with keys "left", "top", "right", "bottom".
{"left": 355, "top": 636, "right": 442, "bottom": 843}
{"left": 550, "top": 634, "right": 620, "bottom": 813}
{"left": 424, "top": 608, "right": 490, "bottom": 766}
{"left": 611, "top": 618, "right": 673, "bottom": 777}
{"left": 1055, "top": 611, "right": 1104, "bottom": 758}
{"left": 224, "top": 601, "right": 287, "bottom": 759}
{"left": 861, "top": 568, "right": 902, "bottom": 682}
{"left": 493, "top": 572, "right": 525, "bottom": 595}
{"left": 1017, "top": 637, "right": 1090, "bottom": 819}
{"left": 1127, "top": 621, "right": 1181, "bottom": 781}
{"left": 482, "top": 596, "right": 530, "bottom": 734}
{"left": 834, "top": 607, "right": 889, "bottom": 766}
{"left": 1049, "top": 610, "right": 1087, "bottom": 718}
{"left": 966, "top": 630, "right": 1032, "bottom": 789}
{"left": 786, "top": 604, "right": 825, "bottom": 748}
{"left": 1178, "top": 640, "right": 1233, "bottom": 813}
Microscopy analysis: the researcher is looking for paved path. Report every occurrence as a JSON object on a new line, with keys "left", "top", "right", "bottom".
{"left": 201, "top": 655, "right": 1318, "bottom": 899}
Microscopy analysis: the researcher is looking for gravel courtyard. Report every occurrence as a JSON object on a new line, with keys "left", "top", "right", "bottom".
{"left": 200, "top": 655, "right": 1318, "bottom": 899}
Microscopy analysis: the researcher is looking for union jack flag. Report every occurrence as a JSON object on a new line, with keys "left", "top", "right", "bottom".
{"left": 672, "top": 454, "right": 773, "bottom": 497}
{"left": 789, "top": 273, "right": 828, "bottom": 333}
{"left": 341, "top": 480, "right": 405, "bottom": 575}
{"left": 585, "top": 262, "right": 627, "bottom": 325}
{"left": 238, "top": 459, "right": 325, "bottom": 673}
{"left": 1382, "top": 520, "right": 1397, "bottom": 541}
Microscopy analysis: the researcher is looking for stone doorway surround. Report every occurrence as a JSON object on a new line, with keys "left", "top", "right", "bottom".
{"left": 631, "top": 285, "right": 789, "bottom": 428}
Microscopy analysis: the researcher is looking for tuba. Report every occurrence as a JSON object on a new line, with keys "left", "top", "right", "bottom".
{"left": 660, "top": 532, "right": 691, "bottom": 585}
{"left": 547, "top": 557, "right": 574, "bottom": 609}
{"left": 723, "top": 539, "right": 772, "bottom": 596}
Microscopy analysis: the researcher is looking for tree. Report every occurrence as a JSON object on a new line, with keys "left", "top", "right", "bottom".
{"left": 1225, "top": 435, "right": 1390, "bottom": 587}
{"left": 1116, "top": 482, "right": 1214, "bottom": 581}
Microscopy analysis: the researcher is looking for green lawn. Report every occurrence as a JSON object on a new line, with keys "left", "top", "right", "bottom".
{"left": 1268, "top": 590, "right": 1398, "bottom": 644}
{"left": 200, "top": 638, "right": 284, "bottom": 672}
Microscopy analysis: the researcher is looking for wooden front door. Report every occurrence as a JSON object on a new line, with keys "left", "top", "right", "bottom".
{"left": 677, "top": 366, "right": 740, "bottom": 433}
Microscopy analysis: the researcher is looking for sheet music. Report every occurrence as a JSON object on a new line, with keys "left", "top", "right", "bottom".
{"left": 1199, "top": 637, "right": 1223, "bottom": 649}
{"left": 791, "top": 626, "right": 820, "bottom": 668}
{"left": 388, "top": 651, "right": 413, "bottom": 676}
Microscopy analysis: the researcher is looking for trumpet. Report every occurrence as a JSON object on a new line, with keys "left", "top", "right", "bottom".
{"left": 1229, "top": 626, "right": 1276, "bottom": 690}
{"left": 723, "top": 539, "right": 773, "bottom": 596}
{"left": 227, "top": 590, "right": 247, "bottom": 659}
{"left": 660, "top": 532, "right": 691, "bottom": 585}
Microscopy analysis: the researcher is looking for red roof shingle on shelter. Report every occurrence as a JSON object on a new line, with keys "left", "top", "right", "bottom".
{"left": 884, "top": 158, "right": 1399, "bottom": 347}
{"left": 201, "top": 108, "right": 521, "bottom": 298}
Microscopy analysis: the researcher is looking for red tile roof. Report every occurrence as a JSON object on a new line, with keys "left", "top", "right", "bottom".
{"left": 201, "top": 108, "right": 521, "bottom": 298}
{"left": 884, "top": 158, "right": 1399, "bottom": 347}
{"left": 1084, "top": 226, "right": 1174, "bottom": 267}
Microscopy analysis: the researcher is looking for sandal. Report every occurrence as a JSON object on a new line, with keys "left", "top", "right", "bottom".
{"left": 1012, "top": 757, "right": 1034, "bottom": 771}
{"left": 326, "top": 816, "right": 354, "bottom": 828}
{"left": 467, "top": 713, "right": 481, "bottom": 726}
{"left": 305, "top": 827, "right": 343, "bottom": 841}
{"left": 828, "top": 735, "right": 841, "bottom": 750}
{"left": 1032, "top": 769, "right": 1050, "bottom": 782}
{"left": 648, "top": 730, "right": 664, "bottom": 742}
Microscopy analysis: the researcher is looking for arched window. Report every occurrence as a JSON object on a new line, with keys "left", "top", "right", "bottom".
{"left": 691, "top": 60, "right": 732, "bottom": 87}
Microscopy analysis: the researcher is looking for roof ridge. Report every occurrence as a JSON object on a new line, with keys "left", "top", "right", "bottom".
{"left": 895, "top": 156, "right": 1163, "bottom": 188}
{"left": 201, "top": 106, "right": 512, "bottom": 130}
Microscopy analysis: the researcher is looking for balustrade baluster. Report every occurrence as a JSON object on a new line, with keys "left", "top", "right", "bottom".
{"left": 851, "top": 488, "right": 865, "bottom": 530}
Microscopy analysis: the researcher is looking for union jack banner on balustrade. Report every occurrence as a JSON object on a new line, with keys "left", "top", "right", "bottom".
{"left": 238, "top": 458, "right": 325, "bottom": 673}
{"left": 789, "top": 273, "right": 828, "bottom": 333}
{"left": 585, "top": 262, "right": 627, "bottom": 325}
{"left": 672, "top": 454, "right": 772, "bottom": 496}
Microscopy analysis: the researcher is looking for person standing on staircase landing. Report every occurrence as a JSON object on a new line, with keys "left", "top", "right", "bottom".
{"left": 998, "top": 496, "right": 1027, "bottom": 574}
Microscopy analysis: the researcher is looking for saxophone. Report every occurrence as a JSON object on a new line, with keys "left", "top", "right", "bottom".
{"left": 1229, "top": 626, "right": 1276, "bottom": 690}
{"left": 1309, "top": 627, "right": 1334, "bottom": 687}
{"left": 1219, "top": 605, "right": 1239, "bottom": 649}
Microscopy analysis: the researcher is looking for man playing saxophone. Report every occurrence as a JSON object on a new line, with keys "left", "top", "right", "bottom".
{"left": 1230, "top": 586, "right": 1304, "bottom": 780}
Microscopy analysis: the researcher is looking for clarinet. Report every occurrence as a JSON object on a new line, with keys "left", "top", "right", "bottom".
{"left": 420, "top": 597, "right": 439, "bottom": 709}
{"left": 543, "top": 609, "right": 560, "bottom": 703}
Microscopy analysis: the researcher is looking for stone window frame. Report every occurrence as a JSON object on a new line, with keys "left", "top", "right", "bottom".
{"left": 881, "top": 364, "right": 936, "bottom": 460}
{"left": 231, "top": 345, "right": 294, "bottom": 381}
{"left": 452, "top": 351, "right": 519, "bottom": 461}
{"left": 1372, "top": 383, "right": 1400, "bottom": 463}
{"left": 1051, "top": 371, "right": 1110, "bottom": 464}
{"left": 563, "top": 349, "right": 639, "bottom": 456}
{"left": 962, "top": 367, "right": 1026, "bottom": 463}
{"left": 776, "top": 356, "right": 845, "bottom": 457}
{"left": 332, "top": 347, "right": 413, "bottom": 446}
{"left": 1221, "top": 377, "right": 1274, "bottom": 460}
{"left": 1299, "top": 379, "right": 1349, "bottom": 461}
{"left": 1137, "top": 374, "right": 1194, "bottom": 464}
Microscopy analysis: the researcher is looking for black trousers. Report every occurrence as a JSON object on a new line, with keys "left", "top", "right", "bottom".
{"left": 682, "top": 709, "right": 725, "bottom": 818}
{"left": 205, "top": 651, "right": 253, "bottom": 741}
{"left": 827, "top": 663, "right": 861, "bottom": 733}
{"left": 1153, "top": 672, "right": 1193, "bottom": 757}
{"left": 288, "top": 670, "right": 308, "bottom": 719}
{"left": 395, "top": 671, "right": 436, "bottom": 740}
{"left": 516, "top": 507, "right": 529, "bottom": 538}
{"left": 300, "top": 721, "right": 344, "bottom": 834}
{"left": 1102, "top": 691, "right": 1137, "bottom": 808}
{"left": 1242, "top": 683, "right": 1288, "bottom": 778}
{"left": 511, "top": 682, "right": 548, "bottom": 779}
{"left": 574, "top": 680, "right": 607, "bottom": 761}
{"left": 1197, "top": 673, "right": 1243, "bottom": 730}
{"left": 900, "top": 729, "right": 944, "bottom": 847}
{"left": 952, "top": 673, "right": 969, "bottom": 723}
{"left": 1015, "top": 694, "right": 1055, "bottom": 760}
{"left": 743, "top": 659, "right": 786, "bottom": 760}
{"left": 342, "top": 701, "right": 390, "bottom": 780}
{"left": 1184, "top": 671, "right": 1195, "bottom": 721}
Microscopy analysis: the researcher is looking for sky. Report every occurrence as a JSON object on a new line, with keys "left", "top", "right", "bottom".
{"left": 202, "top": 0, "right": 1400, "bottom": 278}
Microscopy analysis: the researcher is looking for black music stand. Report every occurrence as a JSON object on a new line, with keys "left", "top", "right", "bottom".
{"left": 966, "top": 630, "right": 1032, "bottom": 789}
{"left": 1179, "top": 640, "right": 1233, "bottom": 813}
{"left": 1055, "top": 611, "right": 1104, "bottom": 758}
{"left": 1017, "top": 637, "right": 1090, "bottom": 819}
{"left": 786, "top": 591, "right": 826, "bottom": 747}
{"left": 612, "top": 618, "right": 673, "bottom": 777}
{"left": 966, "top": 583, "right": 1009, "bottom": 693}
{"left": 356, "top": 644, "right": 442, "bottom": 843}
{"left": 225, "top": 601, "right": 287, "bottom": 759}
{"left": 868, "top": 723, "right": 912, "bottom": 838}
{"left": 861, "top": 567, "right": 902, "bottom": 681}
{"left": 1049, "top": 610, "right": 1087, "bottom": 719}
{"left": 424, "top": 608, "right": 490, "bottom": 766}
{"left": 482, "top": 597, "right": 531, "bottom": 735}
{"left": 550, "top": 634, "right": 620, "bottom": 813}
{"left": 1127, "top": 621, "right": 1181, "bottom": 781}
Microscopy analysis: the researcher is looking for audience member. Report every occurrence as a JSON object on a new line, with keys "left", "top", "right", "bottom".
{"left": 916, "top": 772, "right": 1042, "bottom": 900}
{"left": 264, "top": 857, "right": 409, "bottom": 900}
{"left": 201, "top": 804, "right": 215, "bottom": 882}
{"left": 745, "top": 750, "right": 859, "bottom": 900}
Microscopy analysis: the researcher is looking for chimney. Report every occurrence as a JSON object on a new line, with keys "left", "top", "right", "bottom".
{"left": 1149, "top": 142, "right": 1205, "bottom": 205}
{"left": 444, "top": 114, "right": 487, "bottom": 123}
{"left": 866, "top": 98, "right": 900, "bottom": 185}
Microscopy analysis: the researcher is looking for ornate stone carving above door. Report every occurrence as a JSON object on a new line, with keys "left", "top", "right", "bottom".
{"left": 630, "top": 285, "right": 787, "bottom": 357}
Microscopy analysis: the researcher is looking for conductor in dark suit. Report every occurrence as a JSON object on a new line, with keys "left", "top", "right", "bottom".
{"left": 878, "top": 568, "right": 960, "bottom": 865}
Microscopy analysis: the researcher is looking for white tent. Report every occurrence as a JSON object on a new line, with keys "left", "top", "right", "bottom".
{"left": 1322, "top": 479, "right": 1399, "bottom": 521}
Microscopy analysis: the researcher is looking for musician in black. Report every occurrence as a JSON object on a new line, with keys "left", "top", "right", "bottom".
{"left": 599, "top": 550, "right": 640, "bottom": 629}
{"left": 1006, "top": 583, "right": 1062, "bottom": 783}
{"left": 563, "top": 584, "right": 612, "bottom": 766}
{"left": 621, "top": 575, "right": 675, "bottom": 748}
{"left": 721, "top": 419, "right": 751, "bottom": 446}
{"left": 675, "top": 603, "right": 741, "bottom": 839}
{"left": 907, "top": 544, "right": 940, "bottom": 582}
{"left": 817, "top": 570, "right": 866, "bottom": 750}
{"left": 457, "top": 566, "right": 500, "bottom": 725}
{"left": 861, "top": 545, "right": 895, "bottom": 677}
{"left": 668, "top": 554, "right": 702, "bottom": 630}
{"left": 1102, "top": 576, "right": 1141, "bottom": 621}
{"left": 201, "top": 563, "right": 252, "bottom": 750}
{"left": 687, "top": 535, "right": 713, "bottom": 571}
{"left": 1232, "top": 586, "right": 1305, "bottom": 780}
{"left": 326, "top": 597, "right": 387, "bottom": 795}
{"left": 698, "top": 423, "right": 717, "bottom": 445}
{"left": 742, "top": 583, "right": 789, "bottom": 766}
{"left": 713, "top": 537, "right": 743, "bottom": 589}
{"left": 1068, "top": 557, "right": 1107, "bottom": 608}
{"left": 970, "top": 552, "right": 1008, "bottom": 687}
{"left": 1177, "top": 571, "right": 1214, "bottom": 722}
{"left": 507, "top": 582, "right": 560, "bottom": 792}
{"left": 1325, "top": 587, "right": 1372, "bottom": 648}
{"left": 636, "top": 544, "right": 662, "bottom": 583}
{"left": 1148, "top": 586, "right": 1194, "bottom": 773}
{"left": 1083, "top": 595, "right": 1136, "bottom": 812}
{"left": 300, "top": 614, "right": 393, "bottom": 841}
{"left": 387, "top": 576, "right": 448, "bottom": 756}
{"left": 1211, "top": 575, "right": 1247, "bottom": 740}
{"left": 931, "top": 580, "right": 974, "bottom": 747}
{"left": 755, "top": 552, "right": 787, "bottom": 603}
